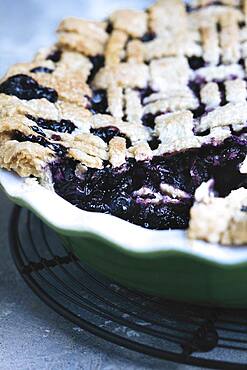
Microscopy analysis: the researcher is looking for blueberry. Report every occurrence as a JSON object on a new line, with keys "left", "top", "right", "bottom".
{"left": 26, "top": 115, "right": 76, "bottom": 134}
{"left": 190, "top": 159, "right": 209, "bottom": 188}
{"left": 86, "top": 201, "right": 110, "bottom": 213}
{"left": 58, "top": 182, "right": 90, "bottom": 207}
{"left": 195, "top": 129, "right": 210, "bottom": 137}
{"left": 217, "top": 82, "right": 227, "bottom": 106}
{"left": 91, "top": 126, "right": 131, "bottom": 146}
{"left": 30, "top": 66, "right": 54, "bottom": 74}
{"left": 0, "top": 74, "right": 58, "bottom": 102}
{"left": 31, "top": 125, "right": 46, "bottom": 137}
{"left": 186, "top": 5, "right": 194, "bottom": 12}
{"left": 142, "top": 113, "right": 162, "bottom": 129}
{"left": 49, "top": 143, "right": 68, "bottom": 157}
{"left": 140, "top": 32, "right": 156, "bottom": 42}
{"left": 91, "top": 126, "right": 120, "bottom": 143}
{"left": 46, "top": 49, "right": 62, "bottom": 62}
{"left": 239, "top": 58, "right": 245, "bottom": 69}
{"left": 148, "top": 137, "right": 161, "bottom": 150}
{"left": 186, "top": 1, "right": 222, "bottom": 13}
{"left": 51, "top": 159, "right": 77, "bottom": 181}
{"left": 239, "top": 21, "right": 245, "bottom": 29}
{"left": 12, "top": 130, "right": 67, "bottom": 157}
{"left": 192, "top": 104, "right": 205, "bottom": 119}
{"left": 90, "top": 89, "right": 108, "bottom": 114}
{"left": 110, "top": 194, "right": 132, "bottom": 217}
{"left": 188, "top": 56, "right": 205, "bottom": 70}
{"left": 138, "top": 86, "right": 155, "bottom": 104}
{"left": 106, "top": 22, "right": 113, "bottom": 34}
{"left": 134, "top": 204, "right": 163, "bottom": 229}
{"left": 51, "top": 134, "right": 62, "bottom": 141}
{"left": 188, "top": 80, "right": 201, "bottom": 98}
{"left": 88, "top": 55, "right": 105, "bottom": 83}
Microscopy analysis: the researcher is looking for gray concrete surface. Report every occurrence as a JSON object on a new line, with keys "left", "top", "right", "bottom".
{"left": 0, "top": 0, "right": 202, "bottom": 368}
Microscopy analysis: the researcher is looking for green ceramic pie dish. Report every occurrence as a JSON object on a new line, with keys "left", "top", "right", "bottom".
{"left": 1, "top": 168, "right": 247, "bottom": 308}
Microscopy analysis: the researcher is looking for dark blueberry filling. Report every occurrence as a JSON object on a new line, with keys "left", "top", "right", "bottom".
{"left": 239, "top": 58, "right": 245, "bottom": 69}
{"left": 106, "top": 22, "right": 113, "bottom": 34}
{"left": 195, "top": 128, "right": 210, "bottom": 137}
{"left": 192, "top": 104, "right": 206, "bottom": 119}
{"left": 188, "top": 56, "right": 205, "bottom": 70}
{"left": 138, "top": 87, "right": 156, "bottom": 104}
{"left": 26, "top": 114, "right": 76, "bottom": 134}
{"left": 186, "top": 1, "right": 223, "bottom": 12}
{"left": 51, "top": 134, "right": 62, "bottom": 141}
{"left": 140, "top": 32, "right": 156, "bottom": 42}
{"left": 185, "top": 5, "right": 193, "bottom": 13}
{"left": 30, "top": 66, "right": 54, "bottom": 74}
{"left": 46, "top": 49, "right": 62, "bottom": 62}
{"left": 188, "top": 80, "right": 201, "bottom": 99}
{"left": 142, "top": 112, "right": 163, "bottom": 129}
{"left": 239, "top": 21, "right": 246, "bottom": 29}
{"left": 188, "top": 80, "right": 207, "bottom": 119}
{"left": 90, "top": 126, "right": 131, "bottom": 146}
{"left": 209, "top": 1, "right": 223, "bottom": 5}
{"left": 231, "top": 126, "right": 247, "bottom": 136}
{"left": 216, "top": 23, "right": 221, "bottom": 33}
{"left": 217, "top": 81, "right": 227, "bottom": 106}
{"left": 87, "top": 55, "right": 105, "bottom": 83}
{"left": 12, "top": 131, "right": 67, "bottom": 157}
{"left": 50, "top": 136, "right": 247, "bottom": 230}
{"left": 31, "top": 125, "right": 46, "bottom": 137}
{"left": 201, "top": 136, "right": 247, "bottom": 196}
{"left": 90, "top": 89, "right": 108, "bottom": 114}
{"left": 148, "top": 136, "right": 161, "bottom": 150}
{"left": 0, "top": 74, "right": 58, "bottom": 102}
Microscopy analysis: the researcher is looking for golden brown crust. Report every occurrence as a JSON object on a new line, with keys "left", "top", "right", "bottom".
{"left": 110, "top": 9, "right": 148, "bottom": 38}
{"left": 0, "top": 0, "right": 246, "bottom": 246}
{"left": 154, "top": 111, "right": 202, "bottom": 153}
{"left": 93, "top": 63, "right": 149, "bottom": 89}
{"left": 200, "top": 82, "right": 221, "bottom": 108}
{"left": 105, "top": 30, "right": 128, "bottom": 66}
{"left": 109, "top": 137, "right": 126, "bottom": 167}
{"left": 188, "top": 183, "right": 247, "bottom": 245}
{"left": 0, "top": 140, "right": 53, "bottom": 178}
{"left": 57, "top": 18, "right": 108, "bottom": 56}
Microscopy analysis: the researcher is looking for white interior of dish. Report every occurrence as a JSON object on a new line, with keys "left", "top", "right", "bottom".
{"left": 1, "top": 168, "right": 247, "bottom": 265}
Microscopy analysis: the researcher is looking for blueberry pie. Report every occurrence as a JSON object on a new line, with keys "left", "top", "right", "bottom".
{"left": 0, "top": 0, "right": 246, "bottom": 245}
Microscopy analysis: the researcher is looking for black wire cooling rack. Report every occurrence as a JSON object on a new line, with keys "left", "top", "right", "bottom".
{"left": 9, "top": 206, "right": 247, "bottom": 369}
